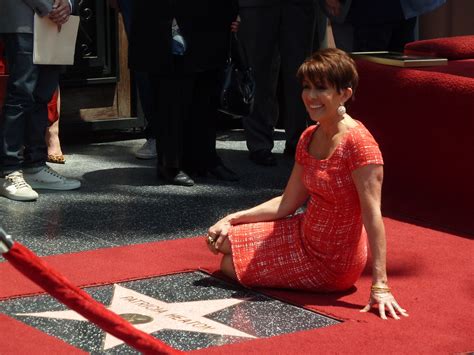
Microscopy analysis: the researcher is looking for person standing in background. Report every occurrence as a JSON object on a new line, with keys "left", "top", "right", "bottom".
{"left": 129, "top": 0, "right": 239, "bottom": 187}
{"left": 321, "top": 0, "right": 446, "bottom": 52}
{"left": 108, "top": 0, "right": 157, "bottom": 160}
{"left": 0, "top": 0, "right": 81, "bottom": 201}
{"left": 1, "top": 45, "right": 66, "bottom": 164}
{"left": 238, "top": 0, "right": 317, "bottom": 166}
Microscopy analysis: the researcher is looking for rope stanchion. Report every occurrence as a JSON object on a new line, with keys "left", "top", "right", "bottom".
{"left": 0, "top": 228, "right": 181, "bottom": 354}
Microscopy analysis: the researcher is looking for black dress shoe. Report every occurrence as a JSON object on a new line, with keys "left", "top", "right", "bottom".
{"left": 249, "top": 150, "right": 277, "bottom": 166}
{"left": 159, "top": 167, "right": 194, "bottom": 186}
{"left": 208, "top": 164, "right": 239, "bottom": 181}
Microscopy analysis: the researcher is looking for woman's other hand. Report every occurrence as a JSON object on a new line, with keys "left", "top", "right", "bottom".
{"left": 361, "top": 286, "right": 409, "bottom": 320}
{"left": 206, "top": 217, "right": 232, "bottom": 254}
{"left": 231, "top": 15, "right": 241, "bottom": 32}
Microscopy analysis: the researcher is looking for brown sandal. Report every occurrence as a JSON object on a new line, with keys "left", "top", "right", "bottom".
{"left": 47, "top": 154, "right": 65, "bottom": 164}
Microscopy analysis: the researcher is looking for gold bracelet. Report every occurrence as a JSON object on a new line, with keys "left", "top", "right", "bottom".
{"left": 371, "top": 285, "right": 391, "bottom": 293}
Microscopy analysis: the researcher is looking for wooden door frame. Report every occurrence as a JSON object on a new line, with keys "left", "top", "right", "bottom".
{"left": 78, "top": 12, "right": 132, "bottom": 121}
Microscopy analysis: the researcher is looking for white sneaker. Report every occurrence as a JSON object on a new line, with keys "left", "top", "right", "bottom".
{"left": 135, "top": 139, "right": 157, "bottom": 159}
{"left": 23, "top": 166, "right": 81, "bottom": 191}
{"left": 0, "top": 171, "right": 39, "bottom": 201}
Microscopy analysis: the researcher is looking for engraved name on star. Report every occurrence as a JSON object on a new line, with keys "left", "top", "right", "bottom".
{"left": 17, "top": 284, "right": 256, "bottom": 350}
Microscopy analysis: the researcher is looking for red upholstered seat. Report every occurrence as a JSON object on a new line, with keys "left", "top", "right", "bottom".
{"left": 349, "top": 38, "right": 474, "bottom": 235}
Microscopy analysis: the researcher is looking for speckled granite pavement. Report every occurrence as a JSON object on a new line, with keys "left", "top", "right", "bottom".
{"left": 0, "top": 129, "right": 293, "bottom": 257}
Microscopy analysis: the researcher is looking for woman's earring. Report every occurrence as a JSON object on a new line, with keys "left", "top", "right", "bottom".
{"left": 337, "top": 104, "right": 346, "bottom": 116}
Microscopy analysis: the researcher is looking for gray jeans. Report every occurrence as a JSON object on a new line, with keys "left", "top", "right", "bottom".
{"left": 0, "top": 33, "right": 60, "bottom": 175}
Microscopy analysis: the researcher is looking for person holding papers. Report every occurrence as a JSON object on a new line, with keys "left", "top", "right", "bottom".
{"left": 0, "top": 0, "right": 81, "bottom": 201}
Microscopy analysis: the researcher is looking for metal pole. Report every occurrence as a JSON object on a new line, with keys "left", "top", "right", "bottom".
{"left": 0, "top": 227, "right": 14, "bottom": 253}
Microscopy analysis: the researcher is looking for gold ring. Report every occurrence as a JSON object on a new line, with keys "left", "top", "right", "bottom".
{"left": 207, "top": 235, "right": 217, "bottom": 246}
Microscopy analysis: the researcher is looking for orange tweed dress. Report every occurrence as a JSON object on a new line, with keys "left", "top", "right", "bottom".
{"left": 228, "top": 122, "right": 384, "bottom": 291}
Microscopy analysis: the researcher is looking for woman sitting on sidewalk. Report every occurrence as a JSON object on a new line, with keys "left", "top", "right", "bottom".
{"left": 206, "top": 48, "right": 408, "bottom": 320}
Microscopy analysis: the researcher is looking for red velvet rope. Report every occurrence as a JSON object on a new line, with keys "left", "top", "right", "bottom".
{"left": 3, "top": 242, "right": 182, "bottom": 355}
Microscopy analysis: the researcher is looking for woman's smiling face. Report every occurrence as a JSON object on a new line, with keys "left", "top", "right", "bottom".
{"left": 301, "top": 79, "right": 348, "bottom": 123}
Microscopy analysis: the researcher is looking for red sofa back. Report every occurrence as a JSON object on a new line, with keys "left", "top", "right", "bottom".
{"left": 404, "top": 35, "right": 474, "bottom": 61}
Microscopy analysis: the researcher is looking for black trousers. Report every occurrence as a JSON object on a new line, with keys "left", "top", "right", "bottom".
{"left": 150, "top": 67, "right": 221, "bottom": 173}
{"left": 0, "top": 33, "right": 60, "bottom": 176}
{"left": 351, "top": 17, "right": 417, "bottom": 52}
{"left": 239, "top": 2, "right": 316, "bottom": 153}
{"left": 347, "top": 0, "right": 417, "bottom": 52}
{"left": 118, "top": 0, "right": 155, "bottom": 139}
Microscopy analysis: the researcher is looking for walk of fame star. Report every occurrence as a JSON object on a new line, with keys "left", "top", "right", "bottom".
{"left": 17, "top": 284, "right": 256, "bottom": 350}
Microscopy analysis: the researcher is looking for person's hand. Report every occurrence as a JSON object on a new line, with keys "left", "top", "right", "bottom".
{"left": 107, "top": 0, "right": 120, "bottom": 11}
{"left": 205, "top": 218, "right": 232, "bottom": 254}
{"left": 49, "top": 0, "right": 71, "bottom": 25}
{"left": 325, "top": 0, "right": 342, "bottom": 17}
{"left": 230, "top": 15, "right": 241, "bottom": 33}
{"left": 361, "top": 285, "right": 409, "bottom": 320}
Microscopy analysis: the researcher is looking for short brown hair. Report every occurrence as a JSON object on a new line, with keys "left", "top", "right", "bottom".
{"left": 297, "top": 48, "right": 359, "bottom": 101}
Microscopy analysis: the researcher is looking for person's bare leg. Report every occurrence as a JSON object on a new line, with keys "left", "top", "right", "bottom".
{"left": 46, "top": 89, "right": 64, "bottom": 163}
{"left": 46, "top": 118, "right": 63, "bottom": 157}
{"left": 221, "top": 255, "right": 237, "bottom": 279}
{"left": 218, "top": 238, "right": 237, "bottom": 279}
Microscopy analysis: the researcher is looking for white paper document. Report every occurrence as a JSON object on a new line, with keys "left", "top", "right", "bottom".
{"left": 33, "top": 14, "right": 80, "bottom": 65}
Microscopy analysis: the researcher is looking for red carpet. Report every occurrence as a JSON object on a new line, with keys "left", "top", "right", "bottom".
{"left": 1, "top": 218, "right": 472, "bottom": 354}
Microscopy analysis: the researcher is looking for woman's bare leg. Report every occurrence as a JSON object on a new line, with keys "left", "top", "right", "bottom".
{"left": 46, "top": 90, "right": 64, "bottom": 163}
{"left": 219, "top": 238, "right": 237, "bottom": 279}
{"left": 221, "top": 255, "right": 237, "bottom": 279}
{"left": 46, "top": 118, "right": 63, "bottom": 157}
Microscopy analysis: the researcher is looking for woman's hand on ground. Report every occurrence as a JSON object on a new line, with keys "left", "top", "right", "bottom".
{"left": 361, "top": 289, "right": 409, "bottom": 320}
